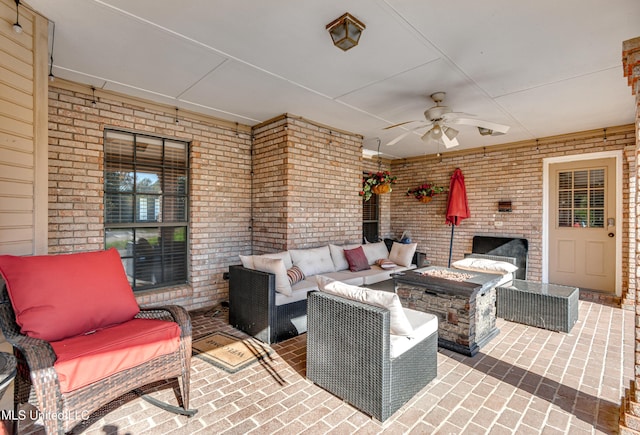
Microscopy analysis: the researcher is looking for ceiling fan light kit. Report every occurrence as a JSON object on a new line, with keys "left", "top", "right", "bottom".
{"left": 326, "top": 13, "right": 365, "bottom": 51}
{"left": 385, "top": 91, "right": 510, "bottom": 149}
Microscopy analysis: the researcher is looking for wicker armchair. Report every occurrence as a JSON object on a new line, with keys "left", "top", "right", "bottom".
{"left": 306, "top": 291, "right": 437, "bottom": 422}
{"left": 0, "top": 249, "right": 195, "bottom": 434}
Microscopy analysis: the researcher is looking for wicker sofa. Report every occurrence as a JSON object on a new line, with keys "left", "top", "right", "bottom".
{"left": 229, "top": 241, "right": 420, "bottom": 344}
{"left": 0, "top": 249, "right": 195, "bottom": 434}
{"left": 306, "top": 287, "right": 438, "bottom": 421}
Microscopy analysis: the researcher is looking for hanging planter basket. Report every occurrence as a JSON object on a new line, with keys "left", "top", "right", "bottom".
{"left": 372, "top": 183, "right": 391, "bottom": 194}
{"left": 360, "top": 171, "right": 397, "bottom": 202}
{"left": 407, "top": 182, "right": 446, "bottom": 203}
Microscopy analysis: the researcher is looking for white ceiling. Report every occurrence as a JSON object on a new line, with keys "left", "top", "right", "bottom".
{"left": 25, "top": 0, "right": 639, "bottom": 159}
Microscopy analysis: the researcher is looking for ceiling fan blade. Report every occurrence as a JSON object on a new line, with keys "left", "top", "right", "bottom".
{"left": 382, "top": 120, "right": 422, "bottom": 130}
{"left": 442, "top": 111, "right": 475, "bottom": 120}
{"left": 385, "top": 123, "right": 432, "bottom": 146}
{"left": 449, "top": 117, "right": 510, "bottom": 134}
{"left": 385, "top": 131, "right": 414, "bottom": 146}
{"left": 442, "top": 133, "right": 459, "bottom": 149}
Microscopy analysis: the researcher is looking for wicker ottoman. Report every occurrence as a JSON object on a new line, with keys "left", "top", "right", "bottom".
{"left": 496, "top": 280, "right": 579, "bottom": 333}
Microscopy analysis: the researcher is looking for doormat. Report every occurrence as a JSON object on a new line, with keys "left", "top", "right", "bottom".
{"left": 192, "top": 332, "right": 273, "bottom": 373}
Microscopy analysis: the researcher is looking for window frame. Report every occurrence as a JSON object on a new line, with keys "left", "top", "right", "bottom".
{"left": 362, "top": 172, "right": 380, "bottom": 243}
{"left": 103, "top": 128, "right": 190, "bottom": 292}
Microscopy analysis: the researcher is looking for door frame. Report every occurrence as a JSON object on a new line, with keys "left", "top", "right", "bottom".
{"left": 542, "top": 151, "right": 623, "bottom": 295}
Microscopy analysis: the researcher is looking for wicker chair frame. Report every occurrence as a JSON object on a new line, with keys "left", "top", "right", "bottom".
{"left": 0, "top": 285, "right": 193, "bottom": 434}
{"left": 229, "top": 265, "right": 306, "bottom": 344}
{"left": 306, "top": 291, "right": 437, "bottom": 422}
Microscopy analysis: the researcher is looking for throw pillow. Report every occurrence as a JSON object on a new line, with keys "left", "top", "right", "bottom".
{"left": 361, "top": 241, "right": 389, "bottom": 265}
{"left": 388, "top": 242, "right": 417, "bottom": 267}
{"left": 239, "top": 255, "right": 254, "bottom": 269}
{"left": 452, "top": 258, "right": 518, "bottom": 275}
{"left": 289, "top": 245, "right": 335, "bottom": 276}
{"left": 329, "top": 243, "right": 360, "bottom": 271}
{"left": 252, "top": 256, "right": 292, "bottom": 296}
{"left": 376, "top": 258, "right": 397, "bottom": 269}
{"left": 0, "top": 248, "right": 140, "bottom": 342}
{"left": 343, "top": 246, "right": 371, "bottom": 272}
{"left": 316, "top": 276, "right": 413, "bottom": 336}
{"left": 260, "top": 251, "right": 293, "bottom": 269}
{"left": 286, "top": 266, "right": 305, "bottom": 285}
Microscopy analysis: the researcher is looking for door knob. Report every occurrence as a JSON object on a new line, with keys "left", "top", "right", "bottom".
{"left": 608, "top": 232, "right": 614, "bottom": 238}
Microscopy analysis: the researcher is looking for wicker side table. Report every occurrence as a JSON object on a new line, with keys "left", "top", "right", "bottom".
{"left": 496, "top": 280, "right": 579, "bottom": 333}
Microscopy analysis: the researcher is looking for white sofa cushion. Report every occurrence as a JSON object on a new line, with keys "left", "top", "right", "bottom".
{"left": 316, "top": 276, "right": 413, "bottom": 336}
{"left": 388, "top": 242, "right": 417, "bottom": 267}
{"left": 361, "top": 241, "right": 389, "bottom": 265}
{"left": 290, "top": 245, "right": 335, "bottom": 276}
{"left": 319, "top": 271, "right": 365, "bottom": 286}
{"left": 252, "top": 256, "right": 292, "bottom": 296}
{"left": 329, "top": 243, "right": 360, "bottom": 271}
{"left": 390, "top": 309, "right": 438, "bottom": 358}
{"left": 452, "top": 257, "right": 518, "bottom": 275}
{"left": 361, "top": 264, "right": 414, "bottom": 285}
{"left": 275, "top": 277, "right": 318, "bottom": 306}
{"left": 239, "top": 254, "right": 254, "bottom": 269}
{"left": 239, "top": 250, "right": 293, "bottom": 270}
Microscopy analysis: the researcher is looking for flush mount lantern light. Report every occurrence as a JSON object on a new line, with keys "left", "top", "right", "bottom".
{"left": 326, "top": 13, "right": 365, "bottom": 51}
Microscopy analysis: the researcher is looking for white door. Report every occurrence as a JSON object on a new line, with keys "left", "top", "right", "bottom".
{"left": 548, "top": 158, "right": 616, "bottom": 292}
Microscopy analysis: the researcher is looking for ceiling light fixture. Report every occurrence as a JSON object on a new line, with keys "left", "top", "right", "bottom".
{"left": 326, "top": 13, "right": 365, "bottom": 51}
{"left": 48, "top": 21, "right": 56, "bottom": 82}
{"left": 444, "top": 127, "right": 458, "bottom": 141}
{"left": 13, "top": 0, "right": 22, "bottom": 34}
{"left": 478, "top": 127, "right": 494, "bottom": 136}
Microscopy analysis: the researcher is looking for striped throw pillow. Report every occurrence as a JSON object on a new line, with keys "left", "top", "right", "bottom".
{"left": 376, "top": 258, "right": 397, "bottom": 269}
{"left": 286, "top": 266, "right": 305, "bottom": 285}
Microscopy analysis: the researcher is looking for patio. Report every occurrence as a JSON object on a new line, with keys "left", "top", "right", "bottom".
{"left": 11, "top": 292, "right": 632, "bottom": 435}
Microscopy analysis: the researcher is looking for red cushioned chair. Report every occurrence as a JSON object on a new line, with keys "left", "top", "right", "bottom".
{"left": 0, "top": 249, "right": 196, "bottom": 434}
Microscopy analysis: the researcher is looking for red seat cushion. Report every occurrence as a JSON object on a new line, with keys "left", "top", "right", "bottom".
{"left": 50, "top": 318, "right": 181, "bottom": 393}
{"left": 0, "top": 248, "right": 140, "bottom": 341}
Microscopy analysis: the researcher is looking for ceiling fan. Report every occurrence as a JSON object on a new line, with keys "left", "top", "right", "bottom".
{"left": 383, "top": 92, "right": 510, "bottom": 149}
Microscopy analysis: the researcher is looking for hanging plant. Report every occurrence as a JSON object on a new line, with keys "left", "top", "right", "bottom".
{"left": 407, "top": 182, "right": 446, "bottom": 203}
{"left": 360, "top": 171, "right": 397, "bottom": 202}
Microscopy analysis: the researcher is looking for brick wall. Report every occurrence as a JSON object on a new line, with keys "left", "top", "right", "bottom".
{"left": 47, "top": 81, "right": 252, "bottom": 310}
{"left": 620, "top": 35, "right": 640, "bottom": 434}
{"left": 45, "top": 81, "right": 635, "bottom": 312}
{"left": 252, "top": 115, "right": 363, "bottom": 251}
{"left": 388, "top": 128, "right": 635, "bottom": 299}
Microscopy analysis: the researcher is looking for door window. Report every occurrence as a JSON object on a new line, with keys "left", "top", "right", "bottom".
{"left": 557, "top": 168, "right": 605, "bottom": 228}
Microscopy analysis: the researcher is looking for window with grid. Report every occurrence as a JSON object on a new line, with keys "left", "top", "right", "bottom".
{"left": 363, "top": 179, "right": 379, "bottom": 243}
{"left": 104, "top": 129, "right": 189, "bottom": 291}
{"left": 557, "top": 168, "right": 605, "bottom": 228}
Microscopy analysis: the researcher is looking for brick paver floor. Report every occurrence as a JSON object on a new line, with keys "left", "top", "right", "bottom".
{"left": 17, "top": 296, "right": 633, "bottom": 434}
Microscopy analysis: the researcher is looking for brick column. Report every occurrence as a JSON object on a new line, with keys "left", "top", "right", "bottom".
{"left": 251, "top": 115, "right": 363, "bottom": 252}
{"left": 620, "top": 36, "right": 640, "bottom": 434}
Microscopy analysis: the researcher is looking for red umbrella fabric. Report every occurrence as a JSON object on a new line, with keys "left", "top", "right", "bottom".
{"left": 445, "top": 168, "right": 470, "bottom": 266}
{"left": 446, "top": 168, "right": 470, "bottom": 226}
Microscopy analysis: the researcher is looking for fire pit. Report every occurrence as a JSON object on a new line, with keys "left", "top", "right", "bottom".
{"left": 393, "top": 267, "right": 505, "bottom": 356}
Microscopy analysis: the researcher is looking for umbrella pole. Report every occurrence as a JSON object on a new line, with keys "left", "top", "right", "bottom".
{"left": 448, "top": 224, "right": 455, "bottom": 268}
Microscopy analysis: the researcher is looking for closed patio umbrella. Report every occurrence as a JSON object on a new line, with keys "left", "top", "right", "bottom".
{"left": 446, "top": 168, "right": 470, "bottom": 267}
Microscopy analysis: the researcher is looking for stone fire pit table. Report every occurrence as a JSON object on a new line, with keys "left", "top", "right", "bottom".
{"left": 392, "top": 267, "right": 506, "bottom": 357}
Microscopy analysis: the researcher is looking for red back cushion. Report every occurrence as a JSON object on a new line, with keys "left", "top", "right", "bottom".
{"left": 343, "top": 246, "right": 371, "bottom": 272}
{"left": 0, "top": 248, "right": 140, "bottom": 341}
